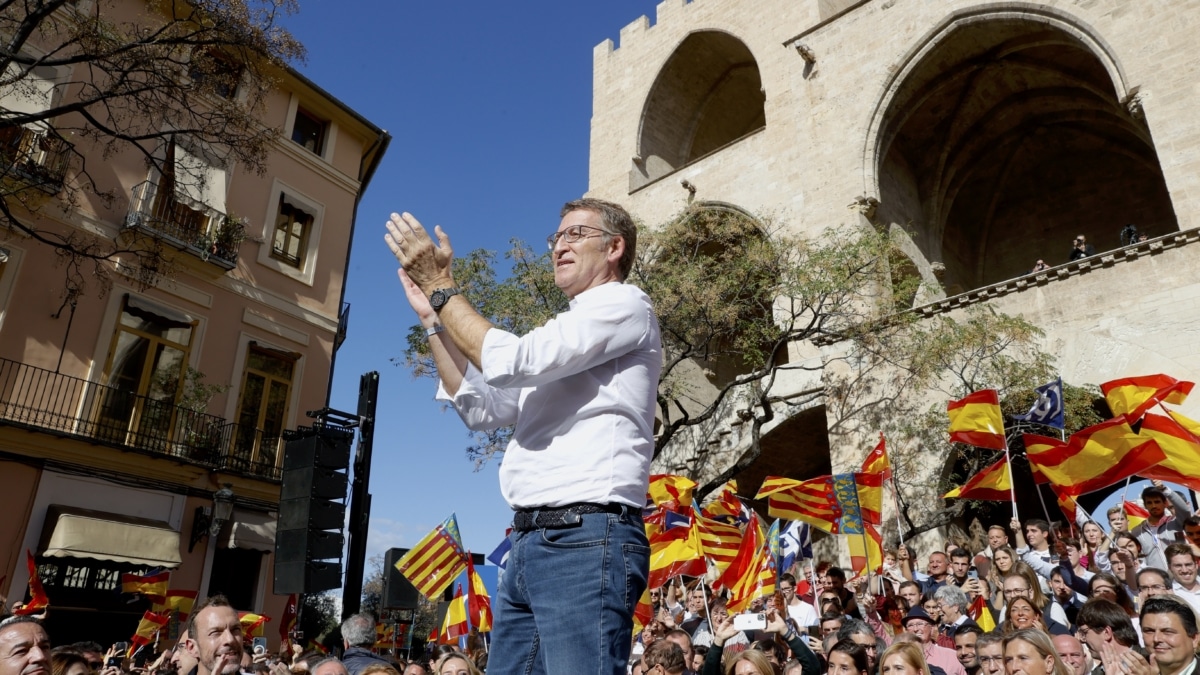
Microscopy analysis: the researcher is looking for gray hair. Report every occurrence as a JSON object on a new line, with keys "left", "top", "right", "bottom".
{"left": 311, "top": 658, "right": 348, "bottom": 675}
{"left": 561, "top": 197, "right": 637, "bottom": 280}
{"left": 340, "top": 612, "right": 376, "bottom": 648}
{"left": 935, "top": 584, "right": 969, "bottom": 613}
{"left": 836, "top": 618, "right": 876, "bottom": 641}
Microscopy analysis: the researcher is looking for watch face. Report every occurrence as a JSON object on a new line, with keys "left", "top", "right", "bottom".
{"left": 431, "top": 290, "right": 447, "bottom": 308}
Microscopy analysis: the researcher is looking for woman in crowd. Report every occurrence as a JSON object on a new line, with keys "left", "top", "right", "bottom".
{"left": 51, "top": 652, "right": 90, "bottom": 675}
{"left": 433, "top": 652, "right": 481, "bottom": 675}
{"left": 1080, "top": 520, "right": 1111, "bottom": 572}
{"left": 826, "top": 640, "right": 870, "bottom": 675}
{"left": 1003, "top": 628, "right": 1073, "bottom": 675}
{"left": 988, "top": 546, "right": 1018, "bottom": 609}
{"left": 1088, "top": 572, "right": 1139, "bottom": 626}
{"left": 1003, "top": 597, "right": 1048, "bottom": 634}
{"left": 878, "top": 641, "right": 931, "bottom": 675}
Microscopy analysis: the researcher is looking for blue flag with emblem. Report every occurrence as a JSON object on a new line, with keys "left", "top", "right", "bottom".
{"left": 487, "top": 536, "right": 511, "bottom": 570}
{"left": 1012, "top": 378, "right": 1065, "bottom": 429}
{"left": 779, "top": 520, "right": 810, "bottom": 575}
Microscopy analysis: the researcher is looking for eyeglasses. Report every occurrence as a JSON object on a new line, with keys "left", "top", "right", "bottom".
{"left": 547, "top": 224, "right": 613, "bottom": 249}
{"left": 978, "top": 657, "right": 1004, "bottom": 665}
{"left": 1141, "top": 584, "right": 1168, "bottom": 592}
{"left": 1002, "top": 588, "right": 1030, "bottom": 597}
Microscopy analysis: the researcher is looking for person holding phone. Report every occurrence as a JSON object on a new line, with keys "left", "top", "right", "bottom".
{"left": 699, "top": 608, "right": 821, "bottom": 675}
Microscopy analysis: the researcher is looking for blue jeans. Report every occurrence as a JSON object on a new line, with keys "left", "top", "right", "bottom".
{"left": 488, "top": 508, "right": 649, "bottom": 675}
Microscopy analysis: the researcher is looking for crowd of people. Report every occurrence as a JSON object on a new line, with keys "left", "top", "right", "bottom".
{"left": 629, "top": 481, "right": 1200, "bottom": 675}
{"left": 0, "top": 602, "right": 478, "bottom": 675}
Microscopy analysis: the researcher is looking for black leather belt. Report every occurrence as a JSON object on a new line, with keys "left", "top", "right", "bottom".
{"left": 512, "top": 502, "right": 634, "bottom": 531}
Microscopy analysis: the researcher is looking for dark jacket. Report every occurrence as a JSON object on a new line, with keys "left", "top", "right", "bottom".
{"left": 341, "top": 646, "right": 390, "bottom": 675}
{"left": 700, "top": 630, "right": 821, "bottom": 675}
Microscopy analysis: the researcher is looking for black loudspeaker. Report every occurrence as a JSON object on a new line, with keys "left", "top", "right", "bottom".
{"left": 274, "top": 425, "right": 355, "bottom": 595}
{"left": 381, "top": 548, "right": 421, "bottom": 610}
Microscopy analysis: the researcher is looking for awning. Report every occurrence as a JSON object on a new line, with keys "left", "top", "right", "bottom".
{"left": 226, "top": 509, "right": 276, "bottom": 552}
{"left": 40, "top": 505, "right": 182, "bottom": 568}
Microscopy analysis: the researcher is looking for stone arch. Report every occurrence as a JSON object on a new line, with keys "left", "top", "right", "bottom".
{"left": 632, "top": 31, "right": 766, "bottom": 190}
{"left": 863, "top": 5, "right": 1177, "bottom": 294}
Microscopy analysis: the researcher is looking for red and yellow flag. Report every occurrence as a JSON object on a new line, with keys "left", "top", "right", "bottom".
{"left": 238, "top": 612, "right": 271, "bottom": 638}
{"left": 757, "top": 476, "right": 844, "bottom": 534}
{"left": 943, "top": 456, "right": 1011, "bottom": 501}
{"left": 1123, "top": 501, "right": 1150, "bottom": 530}
{"left": 947, "top": 389, "right": 1007, "bottom": 450}
{"left": 717, "top": 511, "right": 775, "bottom": 613}
{"left": 121, "top": 571, "right": 170, "bottom": 601}
{"left": 439, "top": 585, "right": 469, "bottom": 644}
{"left": 1136, "top": 413, "right": 1200, "bottom": 491}
{"left": 647, "top": 507, "right": 706, "bottom": 588}
{"left": 128, "top": 611, "right": 171, "bottom": 657}
{"left": 279, "top": 594, "right": 298, "bottom": 647}
{"left": 1101, "top": 374, "right": 1193, "bottom": 421}
{"left": 395, "top": 514, "right": 468, "bottom": 601}
{"left": 466, "top": 556, "right": 493, "bottom": 633}
{"left": 968, "top": 594, "right": 996, "bottom": 632}
{"left": 1024, "top": 417, "right": 1165, "bottom": 496}
{"left": 697, "top": 513, "right": 743, "bottom": 575}
{"left": 856, "top": 434, "right": 890, "bottom": 526}
{"left": 13, "top": 550, "right": 48, "bottom": 615}
{"left": 648, "top": 474, "right": 697, "bottom": 511}
{"left": 848, "top": 524, "right": 884, "bottom": 576}
{"left": 374, "top": 622, "right": 395, "bottom": 649}
{"left": 632, "top": 586, "right": 654, "bottom": 636}
{"left": 151, "top": 589, "right": 198, "bottom": 621}
{"left": 700, "top": 480, "right": 743, "bottom": 522}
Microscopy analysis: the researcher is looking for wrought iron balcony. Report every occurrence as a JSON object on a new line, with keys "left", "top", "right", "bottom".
{"left": 124, "top": 181, "right": 240, "bottom": 269}
{"left": 0, "top": 357, "right": 282, "bottom": 481}
{"left": 0, "top": 124, "right": 71, "bottom": 192}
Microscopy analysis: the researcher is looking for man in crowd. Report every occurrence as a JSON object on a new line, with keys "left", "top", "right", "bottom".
{"left": 1137, "top": 568, "right": 1172, "bottom": 605}
{"left": 1013, "top": 518, "right": 1055, "bottom": 567}
{"left": 934, "top": 585, "right": 973, "bottom": 639}
{"left": 386, "top": 199, "right": 660, "bottom": 674}
{"left": 985, "top": 526, "right": 1010, "bottom": 558}
{"left": 1133, "top": 482, "right": 1193, "bottom": 571}
{"left": 186, "top": 596, "right": 244, "bottom": 675}
{"left": 172, "top": 630, "right": 198, "bottom": 675}
{"left": 1052, "top": 634, "right": 1089, "bottom": 675}
{"left": 1140, "top": 596, "right": 1200, "bottom": 675}
{"left": 1182, "top": 515, "right": 1200, "bottom": 555}
{"left": 1049, "top": 568, "right": 1083, "bottom": 628}
{"left": 975, "top": 633, "right": 1005, "bottom": 675}
{"left": 899, "top": 545, "right": 950, "bottom": 595}
{"left": 663, "top": 629, "right": 694, "bottom": 675}
{"left": 0, "top": 616, "right": 50, "bottom": 675}
{"left": 401, "top": 663, "right": 427, "bottom": 675}
{"left": 898, "top": 581, "right": 923, "bottom": 611}
{"left": 948, "top": 549, "right": 973, "bottom": 587}
{"left": 779, "top": 574, "right": 819, "bottom": 629}
{"left": 338, "top": 614, "right": 389, "bottom": 675}
{"left": 820, "top": 612, "right": 844, "bottom": 638}
{"left": 1107, "top": 506, "right": 1128, "bottom": 537}
{"left": 825, "top": 567, "right": 860, "bottom": 617}
{"left": 837, "top": 620, "right": 881, "bottom": 673}
{"left": 311, "top": 659, "right": 349, "bottom": 675}
{"left": 1076, "top": 598, "right": 1143, "bottom": 673}
{"left": 902, "top": 607, "right": 967, "bottom": 675}
{"left": 1164, "top": 543, "right": 1200, "bottom": 616}
{"left": 953, "top": 623, "right": 983, "bottom": 675}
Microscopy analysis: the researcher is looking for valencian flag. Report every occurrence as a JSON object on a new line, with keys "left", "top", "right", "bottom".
{"left": 465, "top": 556, "right": 493, "bottom": 633}
{"left": 128, "top": 611, "right": 170, "bottom": 657}
{"left": 151, "top": 589, "right": 198, "bottom": 621}
{"left": 13, "top": 550, "right": 48, "bottom": 615}
{"left": 648, "top": 474, "right": 697, "bottom": 510}
{"left": 947, "top": 389, "right": 1007, "bottom": 450}
{"left": 121, "top": 571, "right": 170, "bottom": 601}
{"left": 757, "top": 474, "right": 865, "bottom": 535}
{"left": 646, "top": 506, "right": 706, "bottom": 588}
{"left": 1013, "top": 378, "right": 1065, "bottom": 429}
{"left": 1101, "top": 374, "right": 1193, "bottom": 422}
{"left": 439, "top": 584, "right": 469, "bottom": 644}
{"left": 717, "top": 511, "right": 775, "bottom": 613}
{"left": 395, "top": 514, "right": 469, "bottom": 600}
{"left": 239, "top": 612, "right": 271, "bottom": 638}
{"left": 696, "top": 513, "right": 743, "bottom": 575}
{"left": 1136, "top": 413, "right": 1200, "bottom": 491}
{"left": 1123, "top": 501, "right": 1150, "bottom": 530}
{"left": 1024, "top": 417, "right": 1165, "bottom": 496}
{"left": 280, "top": 594, "right": 298, "bottom": 647}
{"left": 856, "top": 434, "right": 890, "bottom": 525}
{"left": 943, "top": 456, "right": 1011, "bottom": 501}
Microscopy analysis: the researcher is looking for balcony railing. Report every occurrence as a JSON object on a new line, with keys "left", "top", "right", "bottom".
{"left": 0, "top": 124, "right": 71, "bottom": 192}
{"left": 0, "top": 357, "right": 283, "bottom": 481}
{"left": 124, "top": 180, "right": 238, "bottom": 269}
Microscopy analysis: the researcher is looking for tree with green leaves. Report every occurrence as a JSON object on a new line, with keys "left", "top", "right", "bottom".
{"left": 395, "top": 204, "right": 1063, "bottom": 539}
{"left": 1, "top": 0, "right": 303, "bottom": 298}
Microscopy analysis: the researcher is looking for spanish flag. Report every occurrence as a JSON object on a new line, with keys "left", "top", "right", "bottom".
{"left": 647, "top": 507, "right": 706, "bottom": 588}
{"left": 12, "top": 550, "right": 48, "bottom": 615}
{"left": 632, "top": 586, "right": 654, "bottom": 636}
{"left": 439, "top": 585, "right": 469, "bottom": 644}
{"left": 700, "top": 480, "right": 743, "bottom": 523}
{"left": 128, "top": 611, "right": 171, "bottom": 657}
{"left": 151, "top": 589, "right": 198, "bottom": 621}
{"left": 1123, "top": 501, "right": 1150, "bottom": 530}
{"left": 943, "top": 456, "right": 1011, "bottom": 501}
{"left": 968, "top": 594, "right": 996, "bottom": 632}
{"left": 1024, "top": 417, "right": 1165, "bottom": 496}
{"left": 947, "top": 390, "right": 1007, "bottom": 450}
{"left": 374, "top": 623, "right": 395, "bottom": 649}
{"left": 121, "top": 571, "right": 170, "bottom": 602}
{"left": 648, "top": 474, "right": 697, "bottom": 510}
{"left": 856, "top": 434, "right": 890, "bottom": 526}
{"left": 848, "top": 524, "right": 884, "bottom": 576}
{"left": 238, "top": 612, "right": 271, "bottom": 638}
{"left": 1101, "top": 374, "right": 1193, "bottom": 422}
{"left": 1136, "top": 413, "right": 1200, "bottom": 491}
{"left": 466, "top": 556, "right": 493, "bottom": 633}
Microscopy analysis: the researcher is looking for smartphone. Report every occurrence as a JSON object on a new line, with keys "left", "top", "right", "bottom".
{"left": 107, "top": 643, "right": 127, "bottom": 668}
{"left": 252, "top": 637, "right": 267, "bottom": 654}
{"left": 733, "top": 612, "right": 766, "bottom": 631}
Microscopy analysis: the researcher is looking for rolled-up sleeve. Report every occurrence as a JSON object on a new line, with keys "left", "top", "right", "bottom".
{"left": 435, "top": 360, "right": 520, "bottom": 430}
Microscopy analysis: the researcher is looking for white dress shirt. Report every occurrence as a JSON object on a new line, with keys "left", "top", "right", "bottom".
{"left": 437, "top": 281, "right": 661, "bottom": 509}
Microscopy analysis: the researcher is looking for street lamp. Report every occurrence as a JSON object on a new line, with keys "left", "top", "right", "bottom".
{"left": 189, "top": 483, "right": 236, "bottom": 552}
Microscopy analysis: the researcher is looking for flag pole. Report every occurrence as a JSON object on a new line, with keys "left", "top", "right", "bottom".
{"left": 1005, "top": 443, "right": 1018, "bottom": 519}
{"left": 1034, "top": 483, "right": 1053, "bottom": 524}
{"left": 890, "top": 474, "right": 905, "bottom": 546}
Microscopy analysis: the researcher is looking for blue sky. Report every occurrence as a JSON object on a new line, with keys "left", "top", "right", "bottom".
{"left": 281, "top": 3, "right": 660, "bottom": 567}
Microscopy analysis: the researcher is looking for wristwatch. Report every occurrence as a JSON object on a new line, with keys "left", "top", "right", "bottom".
{"left": 429, "top": 287, "right": 461, "bottom": 312}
